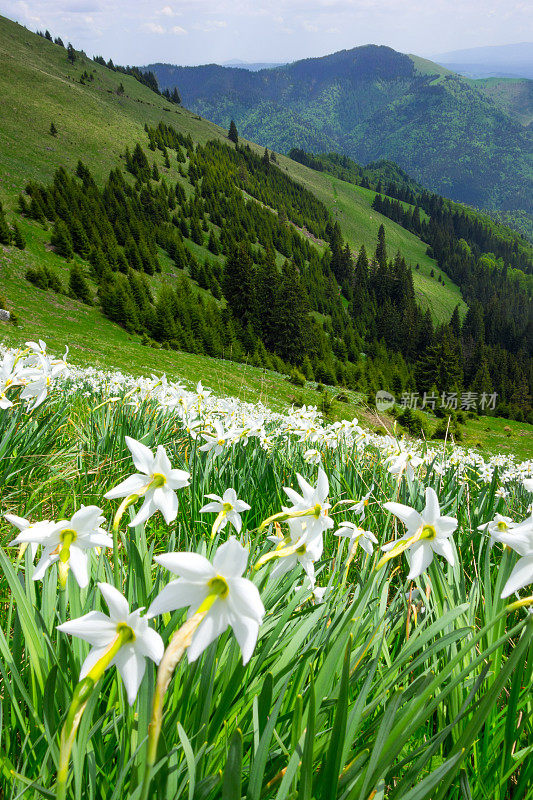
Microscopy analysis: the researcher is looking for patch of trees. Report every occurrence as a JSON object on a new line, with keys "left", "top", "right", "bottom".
{"left": 92, "top": 56, "right": 162, "bottom": 97}
{"left": 17, "top": 123, "right": 531, "bottom": 421}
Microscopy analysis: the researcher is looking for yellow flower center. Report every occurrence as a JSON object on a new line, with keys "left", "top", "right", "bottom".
{"left": 222, "top": 502, "right": 233, "bottom": 514}
{"left": 116, "top": 622, "right": 135, "bottom": 643}
{"left": 296, "top": 543, "right": 307, "bottom": 555}
{"left": 420, "top": 524, "right": 437, "bottom": 541}
{"left": 59, "top": 529, "right": 77, "bottom": 563}
{"left": 497, "top": 521, "right": 508, "bottom": 531}
{"left": 313, "top": 503, "right": 322, "bottom": 519}
{"left": 208, "top": 575, "right": 229, "bottom": 599}
{"left": 151, "top": 473, "right": 166, "bottom": 488}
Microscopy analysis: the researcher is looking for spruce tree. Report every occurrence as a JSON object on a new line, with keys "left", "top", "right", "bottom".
{"left": 50, "top": 121, "right": 58, "bottom": 136}
{"left": 449, "top": 305, "right": 461, "bottom": 339}
{"left": 12, "top": 223, "right": 25, "bottom": 250}
{"left": 51, "top": 219, "right": 74, "bottom": 259}
{"left": 222, "top": 242, "right": 257, "bottom": 331}
{"left": 257, "top": 250, "right": 281, "bottom": 351}
{"left": 228, "top": 120, "right": 239, "bottom": 144}
{"left": 275, "top": 261, "right": 309, "bottom": 363}
{"left": 375, "top": 224, "right": 387, "bottom": 267}
{"left": 67, "top": 42, "right": 76, "bottom": 64}
{"left": 69, "top": 263, "right": 92, "bottom": 304}
{"left": 0, "top": 202, "right": 11, "bottom": 245}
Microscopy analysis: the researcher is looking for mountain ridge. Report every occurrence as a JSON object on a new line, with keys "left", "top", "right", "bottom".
{"left": 145, "top": 44, "right": 533, "bottom": 218}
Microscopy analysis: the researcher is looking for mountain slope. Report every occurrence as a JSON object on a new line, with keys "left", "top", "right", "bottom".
{"left": 0, "top": 14, "right": 531, "bottom": 435}
{"left": 0, "top": 16, "right": 464, "bottom": 323}
{"left": 472, "top": 77, "right": 533, "bottom": 127}
{"left": 147, "top": 45, "right": 533, "bottom": 216}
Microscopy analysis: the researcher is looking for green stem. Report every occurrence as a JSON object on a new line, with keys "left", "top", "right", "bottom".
{"left": 139, "top": 593, "right": 219, "bottom": 800}
{"left": 56, "top": 627, "right": 133, "bottom": 799}
{"left": 112, "top": 494, "right": 139, "bottom": 587}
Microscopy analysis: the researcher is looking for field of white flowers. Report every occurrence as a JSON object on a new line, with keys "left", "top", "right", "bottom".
{"left": 1, "top": 340, "right": 532, "bottom": 800}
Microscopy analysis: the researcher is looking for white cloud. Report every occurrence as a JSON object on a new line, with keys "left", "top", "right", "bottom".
{"left": 171, "top": 24, "right": 187, "bottom": 34}
{"left": 192, "top": 19, "right": 228, "bottom": 31}
{"left": 142, "top": 22, "right": 165, "bottom": 33}
{"left": 159, "top": 5, "right": 174, "bottom": 15}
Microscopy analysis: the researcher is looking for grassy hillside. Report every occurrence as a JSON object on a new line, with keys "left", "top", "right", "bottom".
{"left": 0, "top": 13, "right": 466, "bottom": 325}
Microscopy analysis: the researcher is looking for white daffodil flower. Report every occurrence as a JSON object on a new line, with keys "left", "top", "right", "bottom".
{"left": 335, "top": 521, "right": 378, "bottom": 555}
{"left": 0, "top": 352, "right": 22, "bottom": 409}
{"left": 105, "top": 436, "right": 190, "bottom": 526}
{"left": 497, "top": 515, "right": 533, "bottom": 598}
{"left": 385, "top": 446, "right": 423, "bottom": 481}
{"left": 199, "top": 420, "right": 228, "bottom": 456}
{"left": 5, "top": 514, "right": 57, "bottom": 559}
{"left": 148, "top": 537, "right": 264, "bottom": 664}
{"left": 477, "top": 514, "right": 516, "bottom": 548}
{"left": 304, "top": 448, "right": 321, "bottom": 465}
{"left": 255, "top": 469, "right": 332, "bottom": 587}
{"left": 349, "top": 486, "right": 374, "bottom": 521}
{"left": 9, "top": 506, "right": 112, "bottom": 587}
{"left": 200, "top": 488, "right": 251, "bottom": 535}
{"left": 524, "top": 478, "right": 533, "bottom": 492}
{"left": 294, "top": 580, "right": 329, "bottom": 604}
{"left": 282, "top": 467, "right": 334, "bottom": 541}
{"left": 267, "top": 518, "right": 323, "bottom": 587}
{"left": 381, "top": 488, "right": 458, "bottom": 580}
{"left": 57, "top": 582, "right": 164, "bottom": 705}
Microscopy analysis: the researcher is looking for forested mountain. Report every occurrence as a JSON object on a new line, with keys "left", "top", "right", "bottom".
{"left": 146, "top": 45, "right": 533, "bottom": 219}
{"left": 0, "top": 14, "right": 531, "bottom": 425}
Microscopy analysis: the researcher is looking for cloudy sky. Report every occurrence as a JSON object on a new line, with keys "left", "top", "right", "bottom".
{"left": 1, "top": 0, "right": 531, "bottom": 66}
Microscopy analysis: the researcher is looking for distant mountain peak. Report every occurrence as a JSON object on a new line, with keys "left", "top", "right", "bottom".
{"left": 146, "top": 45, "right": 532, "bottom": 216}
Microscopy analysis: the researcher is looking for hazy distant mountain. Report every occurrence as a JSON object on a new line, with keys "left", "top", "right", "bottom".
{"left": 146, "top": 45, "right": 533, "bottom": 216}
{"left": 223, "top": 60, "right": 285, "bottom": 71}
{"left": 433, "top": 43, "right": 533, "bottom": 79}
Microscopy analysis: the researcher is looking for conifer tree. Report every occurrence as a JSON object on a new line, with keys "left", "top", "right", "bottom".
{"left": 67, "top": 42, "right": 76, "bottom": 64}
{"left": 275, "top": 261, "right": 309, "bottom": 363}
{"left": 69, "top": 263, "right": 92, "bottom": 304}
{"left": 222, "top": 242, "right": 257, "bottom": 331}
{"left": 51, "top": 219, "right": 74, "bottom": 259}
{"left": 449, "top": 305, "right": 461, "bottom": 339}
{"left": 69, "top": 217, "right": 91, "bottom": 258}
{"left": 50, "top": 121, "right": 58, "bottom": 136}
{"left": 228, "top": 120, "right": 239, "bottom": 144}
{"left": 257, "top": 250, "right": 281, "bottom": 351}
{"left": 207, "top": 229, "right": 219, "bottom": 255}
{"left": 12, "top": 223, "right": 25, "bottom": 250}
{"left": 0, "top": 202, "right": 11, "bottom": 245}
{"left": 375, "top": 224, "right": 387, "bottom": 267}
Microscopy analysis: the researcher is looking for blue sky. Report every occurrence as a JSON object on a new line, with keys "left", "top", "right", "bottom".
{"left": 1, "top": 0, "right": 531, "bottom": 66}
